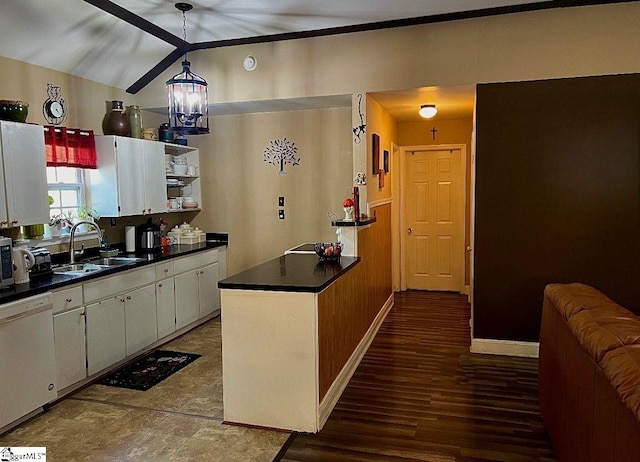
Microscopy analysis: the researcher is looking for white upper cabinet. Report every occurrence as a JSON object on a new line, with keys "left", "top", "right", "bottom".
{"left": 0, "top": 121, "right": 49, "bottom": 227}
{"left": 89, "top": 136, "right": 166, "bottom": 217}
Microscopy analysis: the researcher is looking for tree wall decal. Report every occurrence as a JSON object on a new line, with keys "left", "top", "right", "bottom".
{"left": 263, "top": 138, "right": 300, "bottom": 174}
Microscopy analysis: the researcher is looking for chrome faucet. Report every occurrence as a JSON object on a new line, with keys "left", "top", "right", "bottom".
{"left": 69, "top": 220, "right": 103, "bottom": 264}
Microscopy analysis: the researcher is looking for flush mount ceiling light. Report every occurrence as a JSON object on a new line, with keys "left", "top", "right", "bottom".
{"left": 166, "top": 2, "right": 209, "bottom": 135}
{"left": 419, "top": 104, "right": 437, "bottom": 119}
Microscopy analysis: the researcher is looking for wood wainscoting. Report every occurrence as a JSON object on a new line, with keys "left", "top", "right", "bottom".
{"left": 318, "top": 203, "right": 392, "bottom": 400}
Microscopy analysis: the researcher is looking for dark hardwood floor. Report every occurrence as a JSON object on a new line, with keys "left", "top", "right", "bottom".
{"left": 277, "top": 290, "right": 556, "bottom": 462}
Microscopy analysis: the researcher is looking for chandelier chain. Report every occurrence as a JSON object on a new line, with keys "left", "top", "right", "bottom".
{"left": 182, "top": 10, "right": 187, "bottom": 43}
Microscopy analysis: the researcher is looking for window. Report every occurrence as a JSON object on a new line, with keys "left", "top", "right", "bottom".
{"left": 47, "top": 166, "right": 84, "bottom": 221}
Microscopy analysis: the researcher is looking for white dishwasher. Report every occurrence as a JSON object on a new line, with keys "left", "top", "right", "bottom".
{"left": 0, "top": 292, "right": 57, "bottom": 431}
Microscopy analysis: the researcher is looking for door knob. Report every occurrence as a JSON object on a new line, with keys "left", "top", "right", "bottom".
{"left": 407, "top": 228, "right": 413, "bottom": 234}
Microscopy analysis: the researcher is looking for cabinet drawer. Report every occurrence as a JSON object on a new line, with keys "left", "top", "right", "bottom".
{"left": 155, "top": 261, "right": 174, "bottom": 280}
{"left": 52, "top": 286, "right": 83, "bottom": 314}
{"left": 173, "top": 249, "right": 218, "bottom": 274}
{"left": 83, "top": 267, "right": 155, "bottom": 303}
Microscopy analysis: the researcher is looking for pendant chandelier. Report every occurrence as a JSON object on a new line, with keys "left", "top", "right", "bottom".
{"left": 166, "top": 2, "right": 209, "bottom": 135}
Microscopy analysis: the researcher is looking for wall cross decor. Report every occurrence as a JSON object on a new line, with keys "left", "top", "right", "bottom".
{"left": 430, "top": 126, "right": 438, "bottom": 141}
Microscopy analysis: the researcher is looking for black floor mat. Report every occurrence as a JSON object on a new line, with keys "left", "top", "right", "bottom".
{"left": 98, "top": 350, "right": 201, "bottom": 391}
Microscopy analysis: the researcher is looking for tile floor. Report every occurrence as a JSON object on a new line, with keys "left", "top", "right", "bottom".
{"left": 0, "top": 318, "right": 289, "bottom": 461}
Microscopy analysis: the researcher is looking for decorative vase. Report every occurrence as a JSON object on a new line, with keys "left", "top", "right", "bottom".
{"left": 46, "top": 223, "right": 62, "bottom": 238}
{"left": 128, "top": 105, "right": 142, "bottom": 139}
{"left": 104, "top": 100, "right": 130, "bottom": 136}
{"left": 343, "top": 206, "right": 355, "bottom": 221}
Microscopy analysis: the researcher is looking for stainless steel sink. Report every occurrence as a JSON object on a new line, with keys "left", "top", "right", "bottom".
{"left": 53, "top": 257, "right": 144, "bottom": 276}
{"left": 53, "top": 263, "right": 111, "bottom": 275}
{"left": 87, "top": 257, "right": 145, "bottom": 266}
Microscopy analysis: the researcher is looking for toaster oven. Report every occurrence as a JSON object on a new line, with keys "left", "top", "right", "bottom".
{"left": 0, "top": 236, "right": 14, "bottom": 288}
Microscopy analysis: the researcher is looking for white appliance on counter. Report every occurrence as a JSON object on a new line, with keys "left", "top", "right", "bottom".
{"left": 0, "top": 292, "right": 56, "bottom": 432}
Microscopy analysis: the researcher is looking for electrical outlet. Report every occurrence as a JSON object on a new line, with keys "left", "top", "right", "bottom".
{"left": 278, "top": 196, "right": 285, "bottom": 207}
{"left": 110, "top": 218, "right": 117, "bottom": 227}
{"left": 278, "top": 210, "right": 285, "bottom": 219}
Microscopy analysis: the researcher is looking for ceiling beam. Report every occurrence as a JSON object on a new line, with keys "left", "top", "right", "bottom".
{"left": 83, "top": 0, "right": 186, "bottom": 48}
{"left": 126, "top": 47, "right": 186, "bottom": 94}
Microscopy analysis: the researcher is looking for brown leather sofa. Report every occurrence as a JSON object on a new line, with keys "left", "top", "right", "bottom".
{"left": 539, "top": 283, "right": 640, "bottom": 462}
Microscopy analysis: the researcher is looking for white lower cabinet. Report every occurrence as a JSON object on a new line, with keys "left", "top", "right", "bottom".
{"left": 124, "top": 284, "right": 158, "bottom": 356}
{"left": 53, "top": 246, "right": 225, "bottom": 392}
{"left": 156, "top": 278, "right": 176, "bottom": 339}
{"left": 86, "top": 297, "right": 126, "bottom": 376}
{"left": 53, "top": 307, "right": 86, "bottom": 390}
{"left": 175, "top": 270, "right": 200, "bottom": 329}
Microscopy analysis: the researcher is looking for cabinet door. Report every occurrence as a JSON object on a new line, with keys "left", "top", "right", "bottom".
{"left": 198, "top": 262, "right": 220, "bottom": 317}
{"left": 116, "top": 138, "right": 146, "bottom": 216}
{"left": 174, "top": 270, "right": 199, "bottom": 329}
{"left": 0, "top": 122, "right": 48, "bottom": 227}
{"left": 86, "top": 297, "right": 126, "bottom": 376}
{"left": 53, "top": 307, "right": 87, "bottom": 390}
{"left": 124, "top": 284, "right": 158, "bottom": 356}
{"left": 156, "top": 278, "right": 176, "bottom": 339}
{"left": 142, "top": 140, "right": 167, "bottom": 214}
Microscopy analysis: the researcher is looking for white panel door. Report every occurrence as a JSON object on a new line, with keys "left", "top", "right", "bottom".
{"left": 198, "top": 262, "right": 220, "bottom": 317}
{"left": 116, "top": 138, "right": 145, "bottom": 216}
{"left": 174, "top": 270, "right": 200, "bottom": 329}
{"left": 0, "top": 121, "right": 49, "bottom": 227}
{"left": 404, "top": 148, "right": 463, "bottom": 291}
{"left": 53, "top": 307, "right": 87, "bottom": 390}
{"left": 86, "top": 297, "right": 126, "bottom": 376}
{"left": 142, "top": 139, "right": 167, "bottom": 214}
{"left": 124, "top": 284, "right": 158, "bottom": 356}
{"left": 156, "top": 278, "right": 176, "bottom": 338}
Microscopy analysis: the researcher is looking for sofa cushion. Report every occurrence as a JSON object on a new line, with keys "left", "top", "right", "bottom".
{"left": 567, "top": 309, "right": 640, "bottom": 363}
{"left": 544, "top": 283, "right": 619, "bottom": 321}
{"left": 601, "top": 345, "right": 640, "bottom": 421}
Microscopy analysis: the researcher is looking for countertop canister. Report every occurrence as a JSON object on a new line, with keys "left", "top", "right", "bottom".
{"left": 128, "top": 105, "right": 142, "bottom": 139}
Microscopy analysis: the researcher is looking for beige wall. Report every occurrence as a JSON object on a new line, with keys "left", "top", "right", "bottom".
{"left": 190, "top": 107, "right": 352, "bottom": 275}
{"left": 0, "top": 55, "right": 131, "bottom": 132}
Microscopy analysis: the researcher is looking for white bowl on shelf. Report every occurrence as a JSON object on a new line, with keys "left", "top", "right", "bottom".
{"left": 173, "top": 164, "right": 188, "bottom": 175}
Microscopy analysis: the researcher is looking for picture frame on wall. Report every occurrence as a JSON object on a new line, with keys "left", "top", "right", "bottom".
{"left": 383, "top": 149, "right": 389, "bottom": 173}
{"left": 372, "top": 133, "right": 380, "bottom": 175}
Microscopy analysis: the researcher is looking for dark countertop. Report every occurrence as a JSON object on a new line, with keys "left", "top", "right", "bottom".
{"left": 218, "top": 254, "right": 360, "bottom": 293}
{"left": 330, "top": 216, "right": 376, "bottom": 227}
{"left": 0, "top": 235, "right": 228, "bottom": 305}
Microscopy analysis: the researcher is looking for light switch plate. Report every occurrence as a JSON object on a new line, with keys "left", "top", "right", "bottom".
{"left": 278, "top": 210, "right": 285, "bottom": 219}
{"left": 278, "top": 196, "right": 285, "bottom": 207}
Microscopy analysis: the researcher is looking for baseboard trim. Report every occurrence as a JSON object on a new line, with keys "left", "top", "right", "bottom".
{"left": 471, "top": 338, "right": 539, "bottom": 358}
{"left": 318, "top": 293, "right": 394, "bottom": 429}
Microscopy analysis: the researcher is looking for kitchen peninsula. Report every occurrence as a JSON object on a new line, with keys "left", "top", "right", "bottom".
{"left": 219, "top": 252, "right": 382, "bottom": 432}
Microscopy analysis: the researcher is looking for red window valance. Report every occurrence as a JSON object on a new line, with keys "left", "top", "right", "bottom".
{"left": 44, "top": 126, "right": 97, "bottom": 169}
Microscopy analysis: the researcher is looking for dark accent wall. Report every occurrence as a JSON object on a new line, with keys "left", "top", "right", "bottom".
{"left": 474, "top": 74, "right": 640, "bottom": 342}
